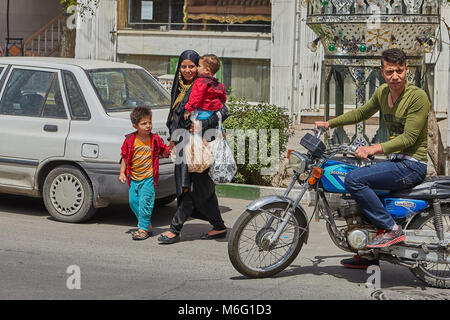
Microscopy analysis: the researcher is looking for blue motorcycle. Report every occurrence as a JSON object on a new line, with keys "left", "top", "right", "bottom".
{"left": 228, "top": 127, "right": 450, "bottom": 288}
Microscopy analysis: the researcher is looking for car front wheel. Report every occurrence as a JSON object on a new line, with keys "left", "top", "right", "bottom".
{"left": 43, "top": 165, "right": 97, "bottom": 223}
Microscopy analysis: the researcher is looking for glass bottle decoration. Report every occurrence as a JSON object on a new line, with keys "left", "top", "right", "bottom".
{"left": 355, "top": 0, "right": 367, "bottom": 14}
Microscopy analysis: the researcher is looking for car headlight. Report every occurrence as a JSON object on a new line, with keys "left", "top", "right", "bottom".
{"left": 287, "top": 150, "right": 307, "bottom": 173}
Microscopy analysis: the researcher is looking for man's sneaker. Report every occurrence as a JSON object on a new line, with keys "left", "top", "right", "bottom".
{"left": 366, "top": 227, "right": 406, "bottom": 248}
{"left": 341, "top": 255, "right": 379, "bottom": 269}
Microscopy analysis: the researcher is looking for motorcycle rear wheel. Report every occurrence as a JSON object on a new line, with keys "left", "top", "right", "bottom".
{"left": 408, "top": 210, "right": 450, "bottom": 288}
{"left": 228, "top": 203, "right": 308, "bottom": 278}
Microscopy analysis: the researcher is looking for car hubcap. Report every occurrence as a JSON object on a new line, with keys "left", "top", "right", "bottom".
{"left": 50, "top": 173, "right": 84, "bottom": 216}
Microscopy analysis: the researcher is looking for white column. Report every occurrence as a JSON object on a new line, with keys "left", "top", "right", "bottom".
{"left": 270, "top": 0, "right": 297, "bottom": 115}
{"left": 75, "top": 0, "right": 117, "bottom": 61}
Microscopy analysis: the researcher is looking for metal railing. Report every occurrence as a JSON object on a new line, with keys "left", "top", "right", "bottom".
{"left": 24, "top": 13, "right": 66, "bottom": 57}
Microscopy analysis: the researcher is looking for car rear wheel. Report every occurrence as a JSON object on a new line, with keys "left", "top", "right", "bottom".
{"left": 43, "top": 165, "right": 97, "bottom": 223}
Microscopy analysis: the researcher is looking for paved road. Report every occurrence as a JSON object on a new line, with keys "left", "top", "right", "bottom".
{"left": 0, "top": 193, "right": 449, "bottom": 301}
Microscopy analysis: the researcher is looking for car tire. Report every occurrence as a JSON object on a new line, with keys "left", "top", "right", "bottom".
{"left": 42, "top": 165, "right": 97, "bottom": 223}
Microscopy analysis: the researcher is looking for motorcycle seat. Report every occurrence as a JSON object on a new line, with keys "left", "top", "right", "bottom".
{"left": 389, "top": 176, "right": 450, "bottom": 199}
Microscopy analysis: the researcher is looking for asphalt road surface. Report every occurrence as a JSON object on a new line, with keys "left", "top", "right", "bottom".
{"left": 1, "top": 193, "right": 449, "bottom": 301}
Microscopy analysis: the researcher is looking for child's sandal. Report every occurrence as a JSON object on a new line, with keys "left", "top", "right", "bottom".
{"left": 132, "top": 229, "right": 151, "bottom": 240}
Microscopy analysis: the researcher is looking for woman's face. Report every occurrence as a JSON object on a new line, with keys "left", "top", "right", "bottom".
{"left": 180, "top": 59, "right": 198, "bottom": 83}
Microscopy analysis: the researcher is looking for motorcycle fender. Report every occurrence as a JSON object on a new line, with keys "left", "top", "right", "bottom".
{"left": 246, "top": 195, "right": 309, "bottom": 244}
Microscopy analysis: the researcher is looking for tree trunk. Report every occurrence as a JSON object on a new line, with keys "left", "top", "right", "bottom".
{"left": 424, "top": 70, "right": 446, "bottom": 176}
{"left": 427, "top": 110, "right": 446, "bottom": 175}
{"left": 60, "top": 15, "right": 76, "bottom": 58}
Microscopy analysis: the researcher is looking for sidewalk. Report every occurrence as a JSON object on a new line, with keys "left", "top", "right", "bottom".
{"left": 215, "top": 182, "right": 315, "bottom": 205}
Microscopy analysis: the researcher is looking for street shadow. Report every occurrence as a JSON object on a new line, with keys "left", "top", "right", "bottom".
{"left": 0, "top": 192, "right": 232, "bottom": 232}
{"left": 167, "top": 225, "right": 230, "bottom": 243}
{"left": 0, "top": 193, "right": 234, "bottom": 244}
{"left": 88, "top": 202, "right": 175, "bottom": 229}
{"left": 230, "top": 254, "right": 426, "bottom": 290}
{"left": 0, "top": 192, "right": 233, "bottom": 242}
{"left": 0, "top": 194, "right": 48, "bottom": 218}
{"left": 89, "top": 202, "right": 232, "bottom": 230}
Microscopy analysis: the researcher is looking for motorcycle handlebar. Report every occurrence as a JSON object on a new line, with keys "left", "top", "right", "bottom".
{"left": 315, "top": 126, "right": 327, "bottom": 139}
{"left": 312, "top": 128, "right": 375, "bottom": 161}
{"left": 347, "top": 145, "right": 375, "bottom": 160}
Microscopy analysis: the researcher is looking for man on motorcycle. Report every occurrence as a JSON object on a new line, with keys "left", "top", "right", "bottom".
{"left": 315, "top": 48, "right": 430, "bottom": 269}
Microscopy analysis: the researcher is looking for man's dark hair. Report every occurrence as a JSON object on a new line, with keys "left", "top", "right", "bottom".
{"left": 381, "top": 48, "right": 407, "bottom": 67}
{"left": 200, "top": 54, "right": 221, "bottom": 75}
{"left": 130, "top": 106, "right": 152, "bottom": 125}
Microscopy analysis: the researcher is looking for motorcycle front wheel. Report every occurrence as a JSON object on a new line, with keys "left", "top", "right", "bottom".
{"left": 228, "top": 203, "right": 308, "bottom": 278}
{"left": 408, "top": 210, "right": 450, "bottom": 288}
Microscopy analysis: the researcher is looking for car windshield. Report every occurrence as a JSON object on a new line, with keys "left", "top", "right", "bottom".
{"left": 87, "top": 68, "right": 170, "bottom": 112}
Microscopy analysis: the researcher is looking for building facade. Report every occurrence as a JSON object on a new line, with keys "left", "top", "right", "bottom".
{"left": 75, "top": 0, "right": 449, "bottom": 126}
{"left": 75, "top": 0, "right": 322, "bottom": 123}
{"left": 1, "top": 0, "right": 62, "bottom": 56}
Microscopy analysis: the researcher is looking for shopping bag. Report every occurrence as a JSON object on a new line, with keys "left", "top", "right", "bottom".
{"left": 185, "top": 133, "right": 214, "bottom": 173}
{"left": 208, "top": 112, "right": 237, "bottom": 184}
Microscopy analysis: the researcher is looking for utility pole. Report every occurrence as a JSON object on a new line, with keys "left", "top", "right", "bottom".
{"left": 6, "top": 0, "right": 10, "bottom": 42}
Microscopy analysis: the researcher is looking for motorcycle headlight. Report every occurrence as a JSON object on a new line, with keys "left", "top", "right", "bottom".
{"left": 287, "top": 150, "right": 307, "bottom": 173}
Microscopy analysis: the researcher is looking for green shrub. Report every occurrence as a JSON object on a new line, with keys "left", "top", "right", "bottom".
{"left": 223, "top": 96, "right": 294, "bottom": 186}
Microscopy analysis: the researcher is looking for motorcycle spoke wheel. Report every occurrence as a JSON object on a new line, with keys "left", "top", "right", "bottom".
{"left": 228, "top": 204, "right": 307, "bottom": 278}
{"left": 408, "top": 210, "right": 450, "bottom": 288}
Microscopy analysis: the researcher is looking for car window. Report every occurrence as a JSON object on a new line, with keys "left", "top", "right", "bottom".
{"left": 87, "top": 68, "right": 170, "bottom": 112}
{"left": 63, "top": 72, "right": 90, "bottom": 120}
{"left": 41, "top": 75, "right": 67, "bottom": 119}
{"left": 0, "top": 67, "right": 4, "bottom": 74}
{"left": 0, "top": 68, "right": 66, "bottom": 119}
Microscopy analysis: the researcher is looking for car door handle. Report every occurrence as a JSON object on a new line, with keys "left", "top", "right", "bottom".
{"left": 43, "top": 124, "right": 58, "bottom": 132}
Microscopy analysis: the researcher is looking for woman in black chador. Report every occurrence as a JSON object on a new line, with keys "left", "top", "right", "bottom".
{"left": 158, "top": 50, "right": 229, "bottom": 244}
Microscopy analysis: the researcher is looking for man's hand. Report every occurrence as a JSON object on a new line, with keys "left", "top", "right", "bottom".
{"left": 354, "top": 144, "right": 383, "bottom": 160}
{"left": 314, "top": 121, "right": 330, "bottom": 129}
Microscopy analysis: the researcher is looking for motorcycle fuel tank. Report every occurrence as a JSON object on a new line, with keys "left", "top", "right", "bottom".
{"left": 321, "top": 160, "right": 354, "bottom": 193}
{"left": 321, "top": 160, "right": 390, "bottom": 196}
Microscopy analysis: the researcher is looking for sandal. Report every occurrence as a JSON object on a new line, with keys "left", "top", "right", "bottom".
{"left": 132, "top": 227, "right": 152, "bottom": 237}
{"left": 132, "top": 229, "right": 151, "bottom": 240}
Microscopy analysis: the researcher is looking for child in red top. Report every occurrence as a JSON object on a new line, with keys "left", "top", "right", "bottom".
{"left": 184, "top": 54, "right": 226, "bottom": 121}
{"left": 119, "top": 106, "right": 171, "bottom": 240}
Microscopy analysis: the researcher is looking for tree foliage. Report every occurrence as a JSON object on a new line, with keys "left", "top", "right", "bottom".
{"left": 58, "top": 0, "right": 100, "bottom": 57}
{"left": 60, "top": 0, "right": 100, "bottom": 18}
{"left": 223, "top": 96, "right": 294, "bottom": 186}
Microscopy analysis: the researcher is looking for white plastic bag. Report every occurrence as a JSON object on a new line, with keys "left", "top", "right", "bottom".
{"left": 185, "top": 133, "right": 214, "bottom": 173}
{"left": 208, "top": 112, "right": 237, "bottom": 184}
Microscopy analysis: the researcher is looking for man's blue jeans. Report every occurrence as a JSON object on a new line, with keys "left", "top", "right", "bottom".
{"left": 344, "top": 159, "right": 427, "bottom": 230}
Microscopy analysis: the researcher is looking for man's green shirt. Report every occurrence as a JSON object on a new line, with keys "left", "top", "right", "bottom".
{"left": 328, "top": 83, "right": 430, "bottom": 162}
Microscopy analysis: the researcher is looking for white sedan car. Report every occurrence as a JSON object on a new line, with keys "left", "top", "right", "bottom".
{"left": 0, "top": 57, "right": 175, "bottom": 222}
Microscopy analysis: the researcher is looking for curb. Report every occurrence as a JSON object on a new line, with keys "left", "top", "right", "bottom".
{"left": 215, "top": 183, "right": 316, "bottom": 206}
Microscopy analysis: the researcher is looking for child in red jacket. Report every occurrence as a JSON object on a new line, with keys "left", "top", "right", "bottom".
{"left": 119, "top": 106, "right": 171, "bottom": 240}
{"left": 184, "top": 54, "right": 226, "bottom": 121}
